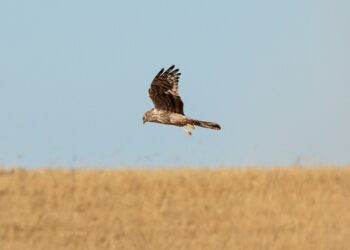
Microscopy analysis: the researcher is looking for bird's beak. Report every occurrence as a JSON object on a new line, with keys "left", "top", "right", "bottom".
{"left": 142, "top": 119, "right": 146, "bottom": 124}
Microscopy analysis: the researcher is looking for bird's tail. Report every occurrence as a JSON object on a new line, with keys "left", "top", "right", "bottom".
{"left": 189, "top": 119, "right": 221, "bottom": 130}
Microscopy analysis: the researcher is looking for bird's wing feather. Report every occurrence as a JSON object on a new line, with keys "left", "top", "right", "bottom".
{"left": 148, "top": 65, "right": 184, "bottom": 115}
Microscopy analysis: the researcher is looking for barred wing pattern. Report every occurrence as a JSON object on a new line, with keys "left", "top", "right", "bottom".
{"left": 148, "top": 65, "right": 184, "bottom": 115}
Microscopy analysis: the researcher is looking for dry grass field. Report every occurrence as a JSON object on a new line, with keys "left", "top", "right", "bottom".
{"left": 0, "top": 167, "right": 349, "bottom": 250}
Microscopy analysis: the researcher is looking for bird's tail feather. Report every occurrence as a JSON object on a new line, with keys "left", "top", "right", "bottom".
{"left": 189, "top": 119, "right": 221, "bottom": 130}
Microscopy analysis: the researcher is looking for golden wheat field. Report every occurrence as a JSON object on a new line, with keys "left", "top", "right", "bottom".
{"left": 0, "top": 167, "right": 349, "bottom": 250}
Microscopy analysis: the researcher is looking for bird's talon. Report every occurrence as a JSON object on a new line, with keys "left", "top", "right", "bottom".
{"left": 184, "top": 127, "right": 192, "bottom": 136}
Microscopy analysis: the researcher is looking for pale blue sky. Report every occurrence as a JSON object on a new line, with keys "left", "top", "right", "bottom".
{"left": 0, "top": 1, "right": 349, "bottom": 167}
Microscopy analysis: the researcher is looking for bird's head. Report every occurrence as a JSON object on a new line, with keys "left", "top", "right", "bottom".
{"left": 142, "top": 109, "right": 156, "bottom": 124}
{"left": 142, "top": 111, "right": 150, "bottom": 124}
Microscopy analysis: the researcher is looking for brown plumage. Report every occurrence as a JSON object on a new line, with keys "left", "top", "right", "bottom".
{"left": 143, "top": 65, "right": 221, "bottom": 135}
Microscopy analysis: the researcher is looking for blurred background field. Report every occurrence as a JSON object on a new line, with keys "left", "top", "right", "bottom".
{"left": 0, "top": 166, "right": 349, "bottom": 250}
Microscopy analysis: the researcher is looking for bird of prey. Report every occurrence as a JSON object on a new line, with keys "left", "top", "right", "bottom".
{"left": 143, "top": 65, "right": 221, "bottom": 136}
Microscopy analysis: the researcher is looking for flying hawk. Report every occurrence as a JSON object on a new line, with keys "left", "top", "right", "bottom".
{"left": 143, "top": 65, "right": 221, "bottom": 135}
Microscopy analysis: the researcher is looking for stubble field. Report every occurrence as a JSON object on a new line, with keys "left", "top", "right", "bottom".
{"left": 0, "top": 167, "right": 349, "bottom": 250}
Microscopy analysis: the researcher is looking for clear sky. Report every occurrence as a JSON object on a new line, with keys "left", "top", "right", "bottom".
{"left": 1, "top": 1, "right": 349, "bottom": 167}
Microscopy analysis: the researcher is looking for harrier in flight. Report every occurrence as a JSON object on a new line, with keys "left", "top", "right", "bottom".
{"left": 143, "top": 65, "right": 221, "bottom": 135}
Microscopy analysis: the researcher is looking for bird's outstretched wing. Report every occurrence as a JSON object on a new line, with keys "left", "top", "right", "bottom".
{"left": 148, "top": 65, "right": 184, "bottom": 115}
